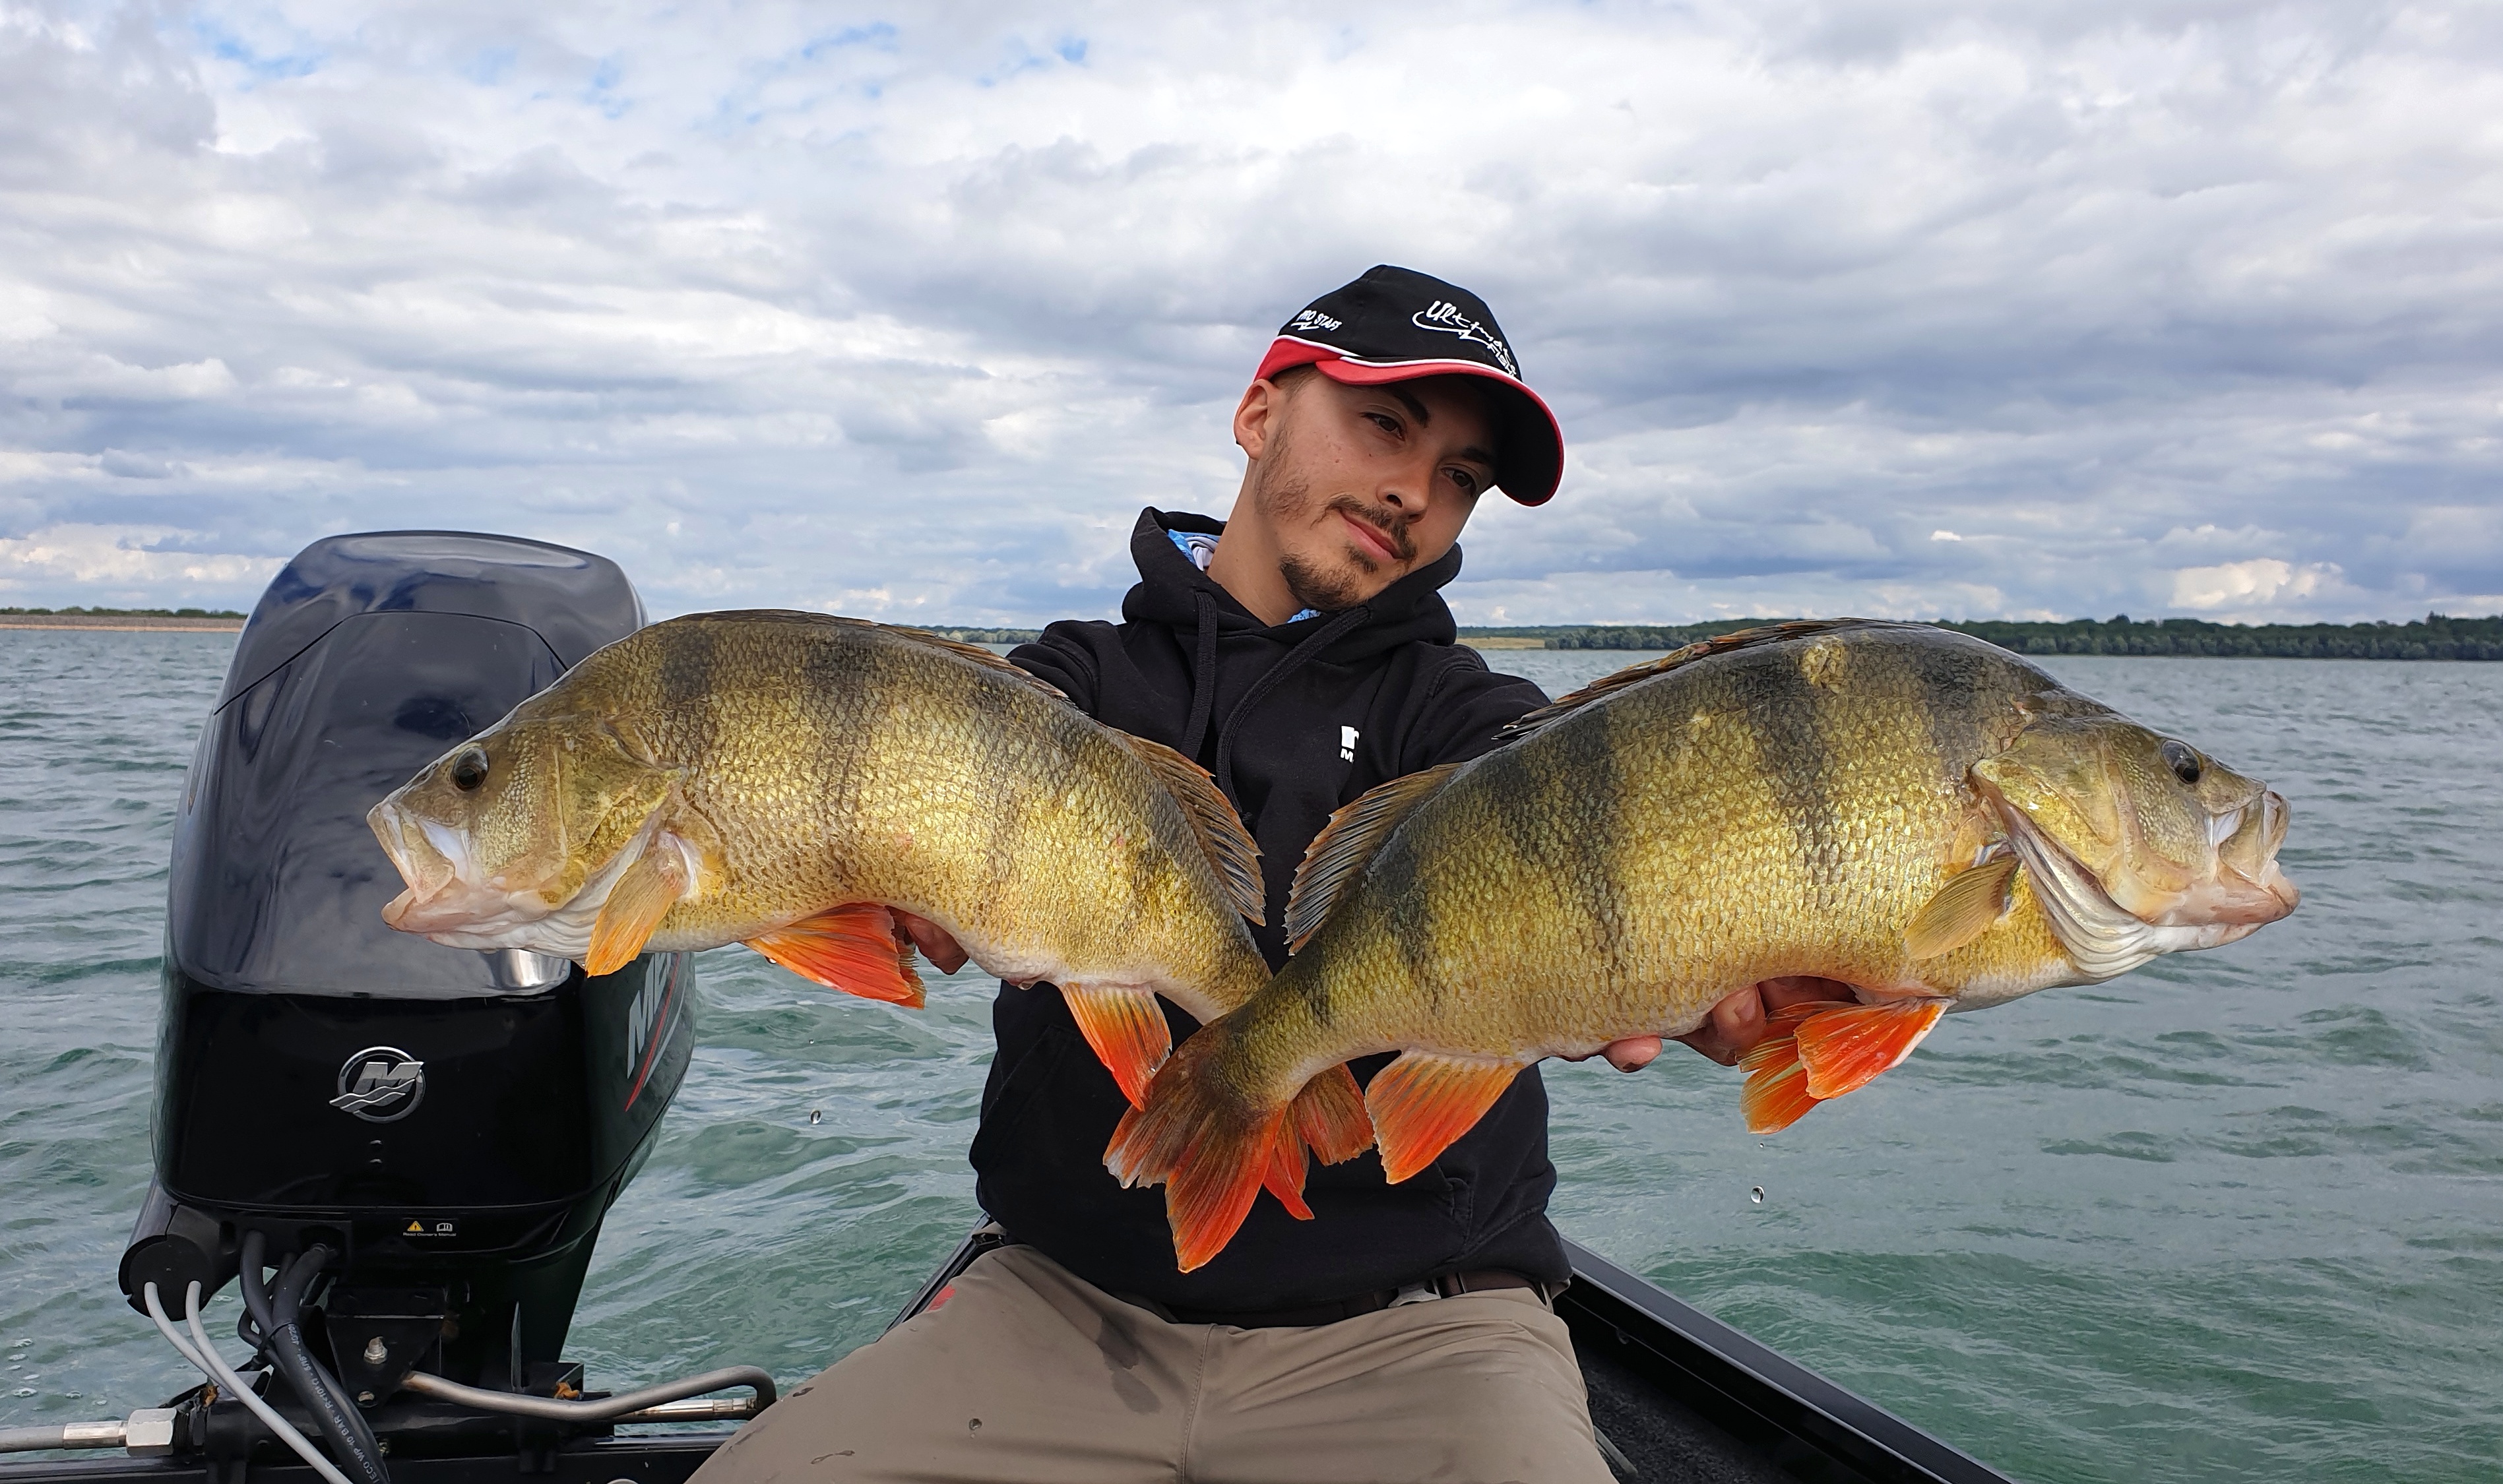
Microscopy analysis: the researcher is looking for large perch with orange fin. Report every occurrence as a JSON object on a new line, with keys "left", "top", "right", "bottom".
{"left": 1108, "top": 621, "right": 2299, "bottom": 1272}
{"left": 367, "top": 611, "right": 1314, "bottom": 1123}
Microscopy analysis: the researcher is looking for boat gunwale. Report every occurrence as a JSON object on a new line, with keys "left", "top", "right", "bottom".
{"left": 1557, "top": 1237, "right": 2019, "bottom": 1484}
{"left": 1, "top": 1231, "right": 2018, "bottom": 1484}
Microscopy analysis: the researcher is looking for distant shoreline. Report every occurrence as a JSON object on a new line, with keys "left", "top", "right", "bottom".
{"left": 1452, "top": 615, "right": 2503, "bottom": 660}
{"left": 939, "top": 616, "right": 2503, "bottom": 662}
{"left": 9, "top": 613, "right": 2498, "bottom": 658}
{"left": 1, "top": 614, "right": 243, "bottom": 632}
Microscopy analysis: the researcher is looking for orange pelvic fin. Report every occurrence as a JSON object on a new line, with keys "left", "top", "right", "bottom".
{"left": 745, "top": 902, "right": 926, "bottom": 1008}
{"left": 1364, "top": 1052, "right": 1524, "bottom": 1184}
{"left": 1792, "top": 999, "right": 1948, "bottom": 1100}
{"left": 1738, "top": 1031, "right": 1823, "bottom": 1133}
{"left": 1059, "top": 984, "right": 1174, "bottom": 1109}
{"left": 585, "top": 838, "right": 689, "bottom": 975}
{"left": 1104, "top": 1026, "right": 1289, "bottom": 1272}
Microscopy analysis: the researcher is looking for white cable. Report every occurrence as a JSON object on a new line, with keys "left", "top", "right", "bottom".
{"left": 143, "top": 1282, "right": 356, "bottom": 1484}
{"left": 141, "top": 1283, "right": 214, "bottom": 1374}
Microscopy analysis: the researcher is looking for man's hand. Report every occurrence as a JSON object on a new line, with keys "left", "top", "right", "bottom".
{"left": 893, "top": 910, "right": 969, "bottom": 975}
{"left": 1561, "top": 977, "right": 1856, "bottom": 1073}
{"left": 1669, "top": 976, "right": 1857, "bottom": 1066}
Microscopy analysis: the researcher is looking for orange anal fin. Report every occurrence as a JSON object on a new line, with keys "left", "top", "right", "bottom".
{"left": 1289, "top": 1063, "right": 1375, "bottom": 1165}
{"left": 1259, "top": 1063, "right": 1378, "bottom": 1221}
{"left": 1738, "top": 1032, "right": 1823, "bottom": 1133}
{"left": 1793, "top": 999, "right": 1948, "bottom": 1101}
{"left": 585, "top": 838, "right": 688, "bottom": 976}
{"left": 1764, "top": 998, "right": 1857, "bottom": 1034}
{"left": 1059, "top": 984, "right": 1174, "bottom": 1109}
{"left": 745, "top": 903, "right": 926, "bottom": 1008}
{"left": 1364, "top": 1053, "right": 1524, "bottom": 1184}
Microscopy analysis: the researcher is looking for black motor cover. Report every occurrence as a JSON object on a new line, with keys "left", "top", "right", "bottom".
{"left": 126, "top": 532, "right": 695, "bottom": 1385}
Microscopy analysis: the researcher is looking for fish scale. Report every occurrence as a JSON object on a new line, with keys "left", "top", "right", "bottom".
{"left": 370, "top": 611, "right": 1278, "bottom": 1111}
{"left": 1108, "top": 620, "right": 2298, "bottom": 1272}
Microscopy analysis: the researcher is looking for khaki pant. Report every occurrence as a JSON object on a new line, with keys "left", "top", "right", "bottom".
{"left": 692, "top": 1245, "right": 1616, "bottom": 1484}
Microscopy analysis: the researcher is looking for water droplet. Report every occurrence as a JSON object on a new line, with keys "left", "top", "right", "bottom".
{"left": 966, "top": 1417, "right": 982, "bottom": 1433}
{"left": 1749, "top": 1187, "right": 1765, "bottom": 1205}
{"left": 809, "top": 1109, "right": 823, "bottom": 1125}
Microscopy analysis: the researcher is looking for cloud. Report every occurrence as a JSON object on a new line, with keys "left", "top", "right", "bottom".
{"left": 2168, "top": 557, "right": 2351, "bottom": 619}
{"left": 0, "top": 521, "right": 282, "bottom": 598}
{"left": 0, "top": 0, "right": 2497, "bottom": 623}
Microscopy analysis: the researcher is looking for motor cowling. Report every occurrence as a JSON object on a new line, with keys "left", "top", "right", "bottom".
{"left": 127, "top": 532, "right": 695, "bottom": 1393}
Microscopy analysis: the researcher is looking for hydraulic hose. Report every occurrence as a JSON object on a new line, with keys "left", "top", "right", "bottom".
{"left": 257, "top": 1243, "right": 388, "bottom": 1484}
{"left": 395, "top": 1366, "right": 776, "bottom": 1422}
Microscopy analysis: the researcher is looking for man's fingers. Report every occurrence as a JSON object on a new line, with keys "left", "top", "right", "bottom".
{"left": 1712, "top": 987, "right": 1767, "bottom": 1047}
{"left": 892, "top": 910, "right": 970, "bottom": 974}
{"left": 1672, "top": 983, "right": 1785, "bottom": 1066}
{"left": 1602, "top": 1036, "right": 1663, "bottom": 1073}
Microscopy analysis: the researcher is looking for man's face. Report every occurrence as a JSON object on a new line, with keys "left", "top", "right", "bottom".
{"left": 1233, "top": 371, "right": 1496, "bottom": 613}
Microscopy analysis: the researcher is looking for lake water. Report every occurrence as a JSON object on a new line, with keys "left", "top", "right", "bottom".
{"left": 1, "top": 633, "right": 2496, "bottom": 1482}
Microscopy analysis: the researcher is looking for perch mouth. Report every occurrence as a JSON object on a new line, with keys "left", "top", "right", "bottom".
{"left": 1984, "top": 783, "right": 2295, "bottom": 986}
{"left": 2197, "top": 788, "right": 2300, "bottom": 927}
{"left": 369, "top": 799, "right": 562, "bottom": 944}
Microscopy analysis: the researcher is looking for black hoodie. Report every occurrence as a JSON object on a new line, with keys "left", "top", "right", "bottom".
{"left": 975, "top": 507, "right": 1566, "bottom": 1311}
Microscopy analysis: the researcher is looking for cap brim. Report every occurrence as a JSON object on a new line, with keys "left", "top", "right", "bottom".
{"left": 1257, "top": 338, "right": 1563, "bottom": 505}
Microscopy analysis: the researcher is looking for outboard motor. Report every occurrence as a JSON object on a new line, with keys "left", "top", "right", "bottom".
{"left": 116, "top": 532, "right": 714, "bottom": 1468}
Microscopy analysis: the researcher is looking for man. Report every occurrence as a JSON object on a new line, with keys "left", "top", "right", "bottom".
{"left": 696, "top": 265, "right": 1819, "bottom": 1483}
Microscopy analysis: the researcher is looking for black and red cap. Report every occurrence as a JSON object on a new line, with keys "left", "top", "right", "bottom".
{"left": 1255, "top": 264, "right": 1564, "bottom": 506}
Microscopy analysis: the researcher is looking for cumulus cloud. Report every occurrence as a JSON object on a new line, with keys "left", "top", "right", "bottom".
{"left": 0, "top": 0, "right": 2498, "bottom": 623}
{"left": 2169, "top": 557, "right": 2353, "bottom": 620}
{"left": 0, "top": 521, "right": 282, "bottom": 598}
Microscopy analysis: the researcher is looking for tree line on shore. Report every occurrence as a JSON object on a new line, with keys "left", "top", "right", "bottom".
{"left": 3, "top": 606, "right": 246, "bottom": 618}
{"left": 1456, "top": 613, "right": 2503, "bottom": 660}
{"left": 18, "top": 611, "right": 2499, "bottom": 660}
{"left": 935, "top": 614, "right": 2503, "bottom": 659}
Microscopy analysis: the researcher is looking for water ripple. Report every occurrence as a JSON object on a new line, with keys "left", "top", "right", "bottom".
{"left": 3, "top": 638, "right": 2498, "bottom": 1483}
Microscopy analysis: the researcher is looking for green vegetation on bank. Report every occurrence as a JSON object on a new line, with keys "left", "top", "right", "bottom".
{"left": 1456, "top": 613, "right": 2503, "bottom": 659}
{"left": 1, "top": 606, "right": 246, "bottom": 618}
{"left": 16, "top": 611, "right": 2498, "bottom": 659}
{"left": 924, "top": 627, "right": 1044, "bottom": 645}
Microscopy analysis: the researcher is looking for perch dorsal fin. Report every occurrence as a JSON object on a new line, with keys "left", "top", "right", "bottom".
{"left": 886, "top": 623, "right": 1068, "bottom": 702}
{"left": 1118, "top": 731, "right": 1266, "bottom": 925}
{"left": 1283, "top": 763, "right": 1462, "bottom": 951}
{"left": 1496, "top": 620, "right": 1884, "bottom": 742}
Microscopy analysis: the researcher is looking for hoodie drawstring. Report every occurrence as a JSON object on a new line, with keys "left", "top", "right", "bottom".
{"left": 1180, "top": 590, "right": 1220, "bottom": 763}
{"left": 1213, "top": 607, "right": 1371, "bottom": 801}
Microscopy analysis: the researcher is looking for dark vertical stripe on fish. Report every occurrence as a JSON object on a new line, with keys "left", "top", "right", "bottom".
{"left": 1736, "top": 640, "right": 1839, "bottom": 887}
{"left": 1907, "top": 631, "right": 1990, "bottom": 778}
{"left": 658, "top": 613, "right": 717, "bottom": 718}
{"left": 966, "top": 652, "right": 1027, "bottom": 900}
{"left": 1360, "top": 821, "right": 1438, "bottom": 1024}
{"left": 1481, "top": 706, "right": 1628, "bottom": 977}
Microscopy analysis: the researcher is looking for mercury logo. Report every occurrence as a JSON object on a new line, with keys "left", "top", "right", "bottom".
{"left": 331, "top": 1047, "right": 426, "bottom": 1122}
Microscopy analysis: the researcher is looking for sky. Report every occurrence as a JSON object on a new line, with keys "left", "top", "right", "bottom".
{"left": 1, "top": 1, "right": 2498, "bottom": 626}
